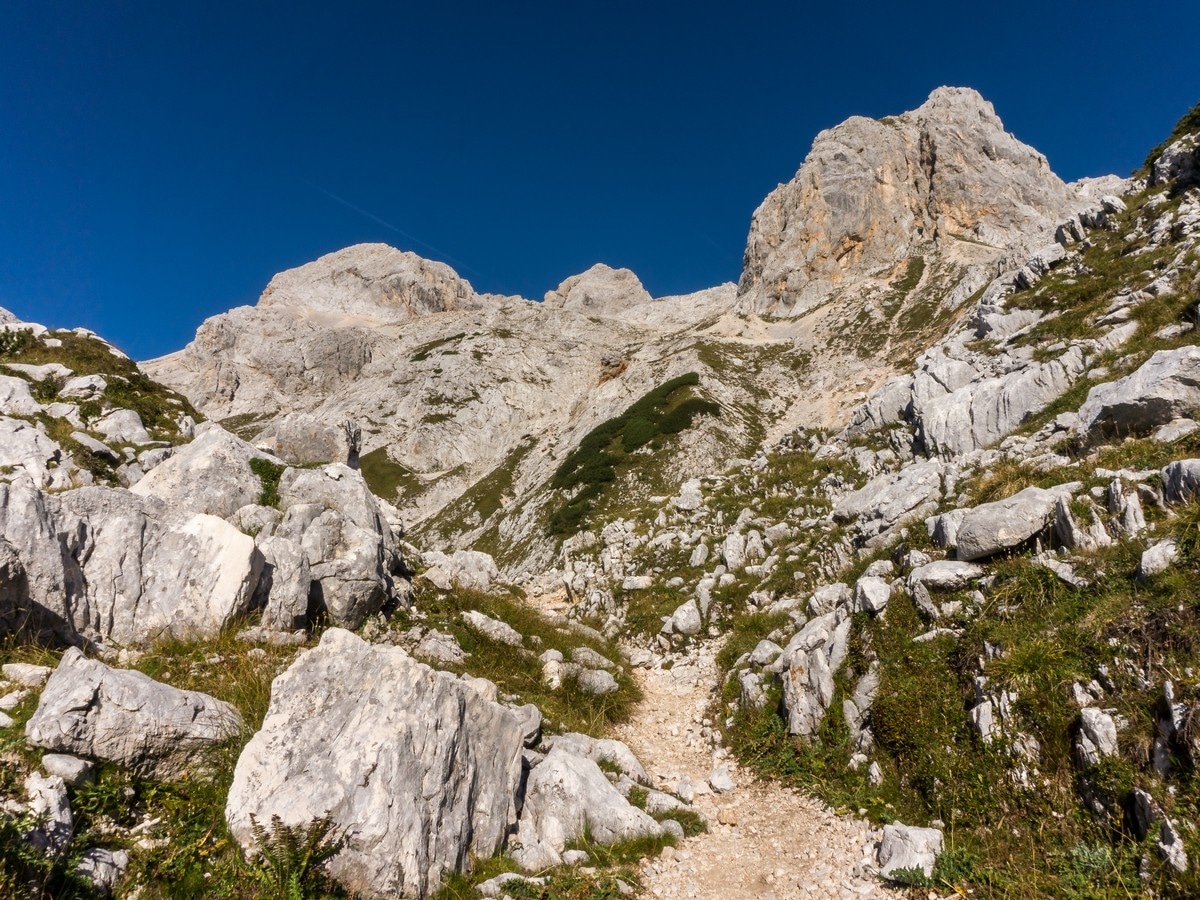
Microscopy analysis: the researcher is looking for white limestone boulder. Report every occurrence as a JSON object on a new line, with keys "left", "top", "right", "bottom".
{"left": 225, "top": 629, "right": 524, "bottom": 899}
{"left": 25, "top": 649, "right": 242, "bottom": 779}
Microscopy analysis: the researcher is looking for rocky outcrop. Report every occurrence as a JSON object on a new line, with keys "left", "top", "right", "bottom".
{"left": 131, "top": 423, "right": 280, "bottom": 519}
{"left": 1078, "top": 347, "right": 1200, "bottom": 439}
{"left": 955, "top": 486, "right": 1072, "bottom": 561}
{"left": 225, "top": 629, "right": 525, "bottom": 899}
{"left": 274, "top": 464, "right": 403, "bottom": 629}
{"left": 0, "top": 481, "right": 261, "bottom": 645}
{"left": 512, "top": 746, "right": 662, "bottom": 870}
{"left": 541, "top": 264, "right": 652, "bottom": 314}
{"left": 25, "top": 649, "right": 242, "bottom": 779}
{"left": 738, "top": 87, "right": 1081, "bottom": 316}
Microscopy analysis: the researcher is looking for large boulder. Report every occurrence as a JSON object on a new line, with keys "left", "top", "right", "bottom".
{"left": 955, "top": 486, "right": 1070, "bottom": 562}
{"left": 421, "top": 549, "right": 500, "bottom": 592}
{"left": 25, "top": 649, "right": 242, "bottom": 779}
{"left": 225, "top": 629, "right": 524, "bottom": 899}
{"left": 254, "top": 413, "right": 360, "bottom": 467}
{"left": 274, "top": 464, "right": 403, "bottom": 629}
{"left": 131, "top": 423, "right": 278, "bottom": 518}
{"left": 512, "top": 746, "right": 662, "bottom": 870}
{"left": 1078, "top": 347, "right": 1200, "bottom": 439}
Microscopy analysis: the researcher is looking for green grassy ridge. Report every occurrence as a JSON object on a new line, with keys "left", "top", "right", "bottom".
{"left": 1141, "top": 99, "right": 1200, "bottom": 176}
{"left": 547, "top": 373, "right": 720, "bottom": 538}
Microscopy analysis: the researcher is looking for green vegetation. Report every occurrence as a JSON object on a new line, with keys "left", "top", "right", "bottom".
{"left": 411, "top": 332, "right": 466, "bottom": 362}
{"left": 359, "top": 445, "right": 428, "bottom": 504}
{"left": 0, "top": 330, "right": 202, "bottom": 442}
{"left": 417, "top": 438, "right": 538, "bottom": 559}
{"left": 402, "top": 586, "right": 640, "bottom": 736}
{"left": 220, "top": 412, "right": 273, "bottom": 441}
{"left": 249, "top": 457, "right": 286, "bottom": 507}
{"left": 548, "top": 373, "right": 719, "bottom": 537}
{"left": 0, "top": 632, "right": 311, "bottom": 898}
{"left": 247, "top": 813, "right": 345, "bottom": 899}
{"left": 1141, "top": 99, "right": 1200, "bottom": 175}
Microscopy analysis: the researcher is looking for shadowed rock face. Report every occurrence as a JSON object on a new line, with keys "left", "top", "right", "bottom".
{"left": 258, "top": 243, "right": 482, "bottom": 322}
{"left": 737, "top": 87, "right": 1080, "bottom": 316}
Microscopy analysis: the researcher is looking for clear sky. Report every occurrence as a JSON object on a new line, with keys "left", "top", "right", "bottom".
{"left": 2, "top": 1, "right": 1197, "bottom": 360}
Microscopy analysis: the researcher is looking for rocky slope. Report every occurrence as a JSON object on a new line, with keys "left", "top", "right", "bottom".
{"left": 4, "top": 90, "right": 1200, "bottom": 899}
{"left": 147, "top": 87, "right": 1108, "bottom": 584}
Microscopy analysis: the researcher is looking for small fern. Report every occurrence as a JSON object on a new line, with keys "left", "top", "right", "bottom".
{"left": 248, "top": 811, "right": 343, "bottom": 900}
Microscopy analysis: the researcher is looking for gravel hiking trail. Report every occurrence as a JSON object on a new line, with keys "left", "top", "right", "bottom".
{"left": 615, "top": 643, "right": 901, "bottom": 899}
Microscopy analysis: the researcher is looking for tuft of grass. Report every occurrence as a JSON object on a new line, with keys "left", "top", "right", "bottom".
{"left": 249, "top": 457, "right": 286, "bottom": 508}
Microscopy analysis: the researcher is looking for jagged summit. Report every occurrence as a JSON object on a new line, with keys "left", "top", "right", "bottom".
{"left": 737, "top": 86, "right": 1081, "bottom": 316}
{"left": 257, "top": 242, "right": 482, "bottom": 322}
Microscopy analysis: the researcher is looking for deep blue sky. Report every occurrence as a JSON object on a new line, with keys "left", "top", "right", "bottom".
{"left": 2, "top": 2, "right": 1196, "bottom": 360}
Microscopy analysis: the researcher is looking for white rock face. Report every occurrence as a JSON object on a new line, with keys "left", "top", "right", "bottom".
{"left": 0, "top": 482, "right": 261, "bottom": 645}
{"left": 225, "top": 629, "right": 525, "bottom": 900}
{"left": 258, "top": 243, "right": 481, "bottom": 322}
{"left": 780, "top": 612, "right": 852, "bottom": 736}
{"left": 542, "top": 263, "right": 652, "bottom": 314}
{"left": 25, "top": 649, "right": 242, "bottom": 779}
{"left": 1162, "top": 459, "right": 1200, "bottom": 504}
{"left": 255, "top": 413, "right": 359, "bottom": 466}
{"left": 955, "top": 486, "right": 1068, "bottom": 561}
{"left": 1079, "top": 347, "right": 1200, "bottom": 438}
{"left": 512, "top": 745, "right": 662, "bottom": 870}
{"left": 132, "top": 423, "right": 277, "bottom": 518}
{"left": 422, "top": 549, "right": 500, "bottom": 592}
{"left": 877, "top": 823, "right": 944, "bottom": 879}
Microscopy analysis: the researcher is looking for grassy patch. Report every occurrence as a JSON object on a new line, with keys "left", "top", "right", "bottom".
{"left": 359, "top": 445, "right": 428, "bottom": 504}
{"left": 406, "top": 587, "right": 641, "bottom": 736}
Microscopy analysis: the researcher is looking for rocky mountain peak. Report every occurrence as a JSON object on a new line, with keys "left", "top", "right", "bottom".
{"left": 737, "top": 86, "right": 1080, "bottom": 316}
{"left": 541, "top": 263, "right": 652, "bottom": 314}
{"left": 257, "top": 242, "right": 481, "bottom": 323}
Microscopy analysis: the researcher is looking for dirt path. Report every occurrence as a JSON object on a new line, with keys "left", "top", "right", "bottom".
{"left": 614, "top": 644, "right": 900, "bottom": 899}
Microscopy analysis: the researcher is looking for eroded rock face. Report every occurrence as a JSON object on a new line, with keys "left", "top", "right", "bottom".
{"left": 131, "top": 423, "right": 279, "bottom": 519}
{"left": 512, "top": 745, "right": 662, "bottom": 871}
{"left": 1078, "top": 347, "right": 1200, "bottom": 439}
{"left": 738, "top": 87, "right": 1079, "bottom": 316}
{"left": 225, "top": 629, "right": 525, "bottom": 900}
{"left": 25, "top": 649, "right": 242, "bottom": 780}
{"left": 542, "top": 264, "right": 652, "bottom": 315}
{"left": 0, "top": 481, "right": 261, "bottom": 645}
{"left": 258, "top": 243, "right": 481, "bottom": 322}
